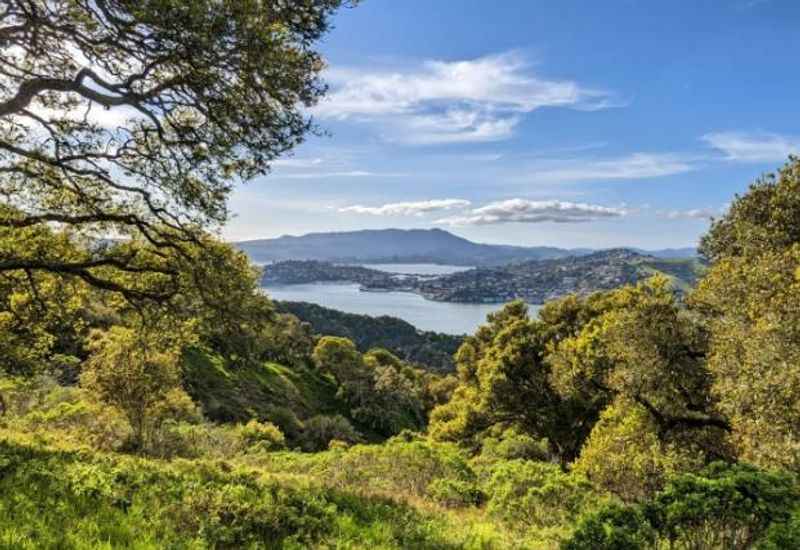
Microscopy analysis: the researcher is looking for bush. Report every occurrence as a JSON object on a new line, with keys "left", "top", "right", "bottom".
{"left": 562, "top": 504, "right": 656, "bottom": 550}
{"left": 81, "top": 327, "right": 185, "bottom": 451}
{"left": 262, "top": 405, "right": 304, "bottom": 442}
{"left": 238, "top": 419, "right": 286, "bottom": 452}
{"left": 2, "top": 377, "right": 129, "bottom": 451}
{"left": 485, "top": 460, "right": 599, "bottom": 530}
{"left": 327, "top": 436, "right": 477, "bottom": 500}
{"left": 478, "top": 427, "right": 551, "bottom": 462}
{"left": 758, "top": 509, "right": 800, "bottom": 550}
{"left": 427, "top": 477, "right": 483, "bottom": 508}
{"left": 573, "top": 399, "right": 703, "bottom": 502}
{"left": 647, "top": 462, "right": 799, "bottom": 549}
{"left": 563, "top": 462, "right": 799, "bottom": 550}
{"left": 148, "top": 421, "right": 241, "bottom": 459}
{"left": 299, "top": 414, "right": 361, "bottom": 452}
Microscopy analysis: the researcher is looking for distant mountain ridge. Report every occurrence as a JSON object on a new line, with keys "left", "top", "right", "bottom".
{"left": 236, "top": 228, "right": 696, "bottom": 266}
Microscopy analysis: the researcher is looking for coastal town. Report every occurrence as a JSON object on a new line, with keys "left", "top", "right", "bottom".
{"left": 262, "top": 250, "right": 702, "bottom": 304}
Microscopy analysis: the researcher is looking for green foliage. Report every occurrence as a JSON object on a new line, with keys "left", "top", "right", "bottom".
{"left": 647, "top": 462, "right": 798, "bottom": 549}
{"left": 239, "top": 419, "right": 287, "bottom": 453}
{"left": 324, "top": 435, "right": 479, "bottom": 501}
{"left": 564, "top": 462, "right": 799, "bottom": 550}
{"left": 299, "top": 414, "right": 362, "bottom": 452}
{"left": 478, "top": 427, "right": 551, "bottom": 463}
{"left": 574, "top": 399, "right": 705, "bottom": 502}
{"left": 0, "top": 227, "right": 91, "bottom": 379}
{"left": 277, "top": 300, "right": 463, "bottom": 371}
{"left": 700, "top": 157, "right": 800, "bottom": 261}
{"left": 430, "top": 300, "right": 606, "bottom": 465}
{"left": 81, "top": 326, "right": 192, "bottom": 451}
{"left": 691, "top": 158, "right": 800, "bottom": 472}
{"left": 0, "top": 376, "right": 129, "bottom": 452}
{"left": 312, "top": 338, "right": 428, "bottom": 438}
{"left": 758, "top": 509, "right": 800, "bottom": 550}
{"left": 548, "top": 276, "right": 730, "bottom": 464}
{"left": 1, "top": 0, "right": 348, "bottom": 301}
{"left": 562, "top": 504, "right": 656, "bottom": 550}
{"left": 485, "top": 460, "right": 598, "bottom": 531}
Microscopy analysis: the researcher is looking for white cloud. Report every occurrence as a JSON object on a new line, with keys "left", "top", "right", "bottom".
{"left": 702, "top": 131, "right": 800, "bottom": 162}
{"left": 313, "top": 52, "right": 617, "bottom": 144}
{"left": 281, "top": 170, "right": 406, "bottom": 179}
{"left": 526, "top": 153, "right": 693, "bottom": 183}
{"left": 397, "top": 109, "right": 519, "bottom": 144}
{"left": 272, "top": 157, "right": 325, "bottom": 168}
{"left": 659, "top": 207, "right": 719, "bottom": 220}
{"left": 435, "top": 198, "right": 626, "bottom": 226}
{"left": 340, "top": 199, "right": 471, "bottom": 216}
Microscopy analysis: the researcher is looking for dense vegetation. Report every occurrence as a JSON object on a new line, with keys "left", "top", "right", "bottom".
{"left": 2, "top": 2, "right": 800, "bottom": 548}
{"left": 276, "top": 300, "right": 463, "bottom": 371}
{"left": 3, "top": 159, "right": 800, "bottom": 548}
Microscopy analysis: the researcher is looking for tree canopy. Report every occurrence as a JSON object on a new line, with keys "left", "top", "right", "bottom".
{"left": 0, "top": 0, "right": 347, "bottom": 300}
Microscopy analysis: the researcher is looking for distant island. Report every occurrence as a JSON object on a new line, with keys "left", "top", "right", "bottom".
{"left": 262, "top": 249, "right": 705, "bottom": 304}
{"left": 237, "top": 228, "right": 697, "bottom": 267}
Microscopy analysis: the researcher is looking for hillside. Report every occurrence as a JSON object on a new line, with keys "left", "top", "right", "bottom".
{"left": 275, "top": 301, "right": 463, "bottom": 372}
{"left": 415, "top": 249, "right": 706, "bottom": 303}
{"left": 261, "top": 250, "right": 706, "bottom": 304}
{"left": 237, "top": 228, "right": 582, "bottom": 266}
{"left": 237, "top": 228, "right": 697, "bottom": 266}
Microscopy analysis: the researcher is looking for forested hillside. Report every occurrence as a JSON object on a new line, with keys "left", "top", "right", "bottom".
{"left": 2, "top": 2, "right": 800, "bottom": 549}
{"left": 276, "top": 301, "right": 463, "bottom": 371}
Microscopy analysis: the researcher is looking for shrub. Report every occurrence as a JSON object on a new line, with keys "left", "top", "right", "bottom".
{"left": 562, "top": 504, "right": 656, "bottom": 550}
{"left": 81, "top": 327, "right": 186, "bottom": 451}
{"left": 427, "top": 478, "right": 483, "bottom": 508}
{"left": 573, "top": 399, "right": 703, "bottom": 502}
{"left": 262, "top": 405, "right": 304, "bottom": 442}
{"left": 328, "top": 439, "right": 351, "bottom": 451}
{"left": 327, "top": 436, "right": 477, "bottom": 500}
{"left": 478, "top": 427, "right": 551, "bottom": 463}
{"left": 3, "top": 377, "right": 129, "bottom": 451}
{"left": 148, "top": 421, "right": 242, "bottom": 459}
{"left": 647, "top": 462, "right": 799, "bottom": 550}
{"left": 485, "top": 460, "right": 599, "bottom": 530}
{"left": 238, "top": 419, "right": 286, "bottom": 452}
{"left": 563, "top": 462, "right": 799, "bottom": 550}
{"left": 299, "top": 414, "right": 361, "bottom": 452}
{"left": 758, "top": 509, "right": 800, "bottom": 550}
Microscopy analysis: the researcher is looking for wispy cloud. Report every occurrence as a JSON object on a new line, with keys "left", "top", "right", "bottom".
{"left": 658, "top": 207, "right": 720, "bottom": 220}
{"left": 701, "top": 131, "right": 800, "bottom": 162}
{"left": 523, "top": 153, "right": 694, "bottom": 183}
{"left": 313, "top": 52, "right": 619, "bottom": 144}
{"left": 435, "top": 198, "right": 626, "bottom": 226}
{"left": 280, "top": 170, "right": 407, "bottom": 179}
{"left": 272, "top": 157, "right": 325, "bottom": 168}
{"left": 340, "top": 199, "right": 471, "bottom": 216}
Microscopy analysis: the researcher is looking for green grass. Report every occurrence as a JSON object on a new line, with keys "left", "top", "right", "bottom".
{"left": 183, "top": 347, "right": 348, "bottom": 424}
{"left": 0, "top": 433, "right": 521, "bottom": 549}
{"left": 636, "top": 258, "right": 707, "bottom": 293}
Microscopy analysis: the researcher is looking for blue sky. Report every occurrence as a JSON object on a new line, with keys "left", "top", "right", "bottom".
{"left": 224, "top": 0, "right": 800, "bottom": 249}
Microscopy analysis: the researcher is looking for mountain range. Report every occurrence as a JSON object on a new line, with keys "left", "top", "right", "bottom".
{"left": 236, "top": 228, "right": 697, "bottom": 266}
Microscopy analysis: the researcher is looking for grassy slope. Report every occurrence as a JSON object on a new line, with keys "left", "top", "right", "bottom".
{"left": 183, "top": 347, "right": 348, "bottom": 424}
{"left": 636, "top": 257, "right": 707, "bottom": 293}
{"left": 0, "top": 433, "right": 515, "bottom": 549}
